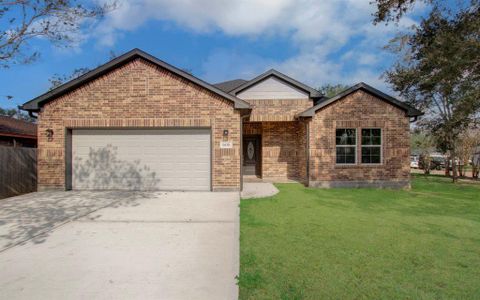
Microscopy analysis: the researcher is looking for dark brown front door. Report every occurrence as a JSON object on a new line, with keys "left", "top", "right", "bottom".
{"left": 243, "top": 135, "right": 261, "bottom": 176}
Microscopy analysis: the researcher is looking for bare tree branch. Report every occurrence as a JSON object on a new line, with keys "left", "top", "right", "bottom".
{"left": 0, "top": 0, "right": 117, "bottom": 67}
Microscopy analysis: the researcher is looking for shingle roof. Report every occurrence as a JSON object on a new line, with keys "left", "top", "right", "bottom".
{"left": 297, "top": 82, "right": 423, "bottom": 118}
{"left": 0, "top": 116, "right": 37, "bottom": 138}
{"left": 213, "top": 79, "right": 248, "bottom": 93}
{"left": 21, "top": 48, "right": 251, "bottom": 111}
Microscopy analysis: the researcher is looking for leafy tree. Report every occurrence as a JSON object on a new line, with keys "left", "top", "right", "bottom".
{"left": 318, "top": 84, "right": 350, "bottom": 98}
{"left": 0, "top": 107, "right": 18, "bottom": 117}
{"left": 372, "top": 0, "right": 475, "bottom": 24}
{"left": 457, "top": 129, "right": 480, "bottom": 177}
{"left": 0, "top": 0, "right": 117, "bottom": 67}
{"left": 372, "top": 0, "right": 433, "bottom": 24}
{"left": 0, "top": 106, "right": 35, "bottom": 122}
{"left": 411, "top": 129, "right": 436, "bottom": 174}
{"left": 381, "top": 2, "right": 480, "bottom": 181}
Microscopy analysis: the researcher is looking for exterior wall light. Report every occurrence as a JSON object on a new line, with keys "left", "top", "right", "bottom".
{"left": 223, "top": 129, "right": 229, "bottom": 137}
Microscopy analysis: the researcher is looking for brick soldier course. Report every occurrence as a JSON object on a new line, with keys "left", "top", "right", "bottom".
{"left": 21, "top": 49, "right": 422, "bottom": 191}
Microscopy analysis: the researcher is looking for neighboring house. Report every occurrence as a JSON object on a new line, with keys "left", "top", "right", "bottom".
{"left": 21, "top": 49, "right": 422, "bottom": 191}
{"left": 0, "top": 115, "right": 37, "bottom": 148}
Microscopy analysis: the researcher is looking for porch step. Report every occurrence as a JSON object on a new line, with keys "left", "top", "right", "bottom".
{"left": 243, "top": 175, "right": 263, "bottom": 183}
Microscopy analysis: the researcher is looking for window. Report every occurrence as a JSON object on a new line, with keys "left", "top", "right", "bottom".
{"left": 361, "top": 129, "right": 382, "bottom": 164}
{"left": 336, "top": 129, "right": 356, "bottom": 164}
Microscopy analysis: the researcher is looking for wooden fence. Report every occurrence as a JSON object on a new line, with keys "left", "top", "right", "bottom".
{"left": 0, "top": 146, "right": 37, "bottom": 199}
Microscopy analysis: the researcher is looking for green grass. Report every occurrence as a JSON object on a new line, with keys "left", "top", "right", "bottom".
{"left": 239, "top": 175, "right": 480, "bottom": 299}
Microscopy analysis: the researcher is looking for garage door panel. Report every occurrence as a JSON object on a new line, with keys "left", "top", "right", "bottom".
{"left": 72, "top": 129, "right": 211, "bottom": 191}
{"left": 147, "top": 165, "right": 209, "bottom": 171}
{"left": 146, "top": 170, "right": 209, "bottom": 177}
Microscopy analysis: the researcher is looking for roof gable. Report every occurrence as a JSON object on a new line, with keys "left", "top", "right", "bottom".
{"left": 236, "top": 76, "right": 310, "bottom": 100}
{"left": 21, "top": 49, "right": 251, "bottom": 111}
{"left": 297, "top": 82, "right": 423, "bottom": 118}
{"left": 230, "top": 69, "right": 322, "bottom": 98}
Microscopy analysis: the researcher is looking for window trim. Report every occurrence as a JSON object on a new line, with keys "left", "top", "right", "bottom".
{"left": 361, "top": 128, "right": 383, "bottom": 165}
{"left": 335, "top": 128, "right": 357, "bottom": 165}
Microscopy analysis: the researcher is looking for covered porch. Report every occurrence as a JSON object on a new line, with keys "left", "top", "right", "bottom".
{"left": 242, "top": 121, "right": 308, "bottom": 184}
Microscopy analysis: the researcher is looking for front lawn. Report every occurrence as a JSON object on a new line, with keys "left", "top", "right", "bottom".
{"left": 239, "top": 175, "right": 480, "bottom": 299}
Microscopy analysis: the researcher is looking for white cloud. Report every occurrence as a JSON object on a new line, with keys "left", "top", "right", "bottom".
{"left": 93, "top": 0, "right": 423, "bottom": 92}
{"left": 357, "top": 53, "right": 380, "bottom": 66}
{"left": 201, "top": 49, "right": 274, "bottom": 83}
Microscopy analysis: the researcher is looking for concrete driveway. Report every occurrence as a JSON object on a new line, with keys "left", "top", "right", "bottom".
{"left": 0, "top": 190, "right": 239, "bottom": 300}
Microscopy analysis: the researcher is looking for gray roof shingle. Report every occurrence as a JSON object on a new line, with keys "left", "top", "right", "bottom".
{"left": 213, "top": 79, "right": 248, "bottom": 93}
{"left": 0, "top": 116, "right": 37, "bottom": 138}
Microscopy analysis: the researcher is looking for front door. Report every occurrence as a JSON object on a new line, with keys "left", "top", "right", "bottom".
{"left": 243, "top": 135, "right": 261, "bottom": 176}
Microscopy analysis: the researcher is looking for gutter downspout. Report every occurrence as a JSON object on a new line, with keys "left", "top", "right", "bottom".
{"left": 28, "top": 111, "right": 38, "bottom": 119}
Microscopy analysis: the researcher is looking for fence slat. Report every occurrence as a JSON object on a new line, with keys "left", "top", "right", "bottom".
{"left": 0, "top": 146, "right": 37, "bottom": 199}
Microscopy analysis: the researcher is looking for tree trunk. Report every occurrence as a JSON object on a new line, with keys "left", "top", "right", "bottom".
{"left": 446, "top": 132, "right": 458, "bottom": 183}
{"left": 451, "top": 152, "right": 458, "bottom": 183}
{"left": 452, "top": 163, "right": 458, "bottom": 182}
{"left": 445, "top": 157, "right": 450, "bottom": 177}
{"left": 421, "top": 154, "right": 430, "bottom": 175}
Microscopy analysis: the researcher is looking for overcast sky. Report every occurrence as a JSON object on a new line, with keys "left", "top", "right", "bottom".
{"left": 0, "top": 0, "right": 428, "bottom": 109}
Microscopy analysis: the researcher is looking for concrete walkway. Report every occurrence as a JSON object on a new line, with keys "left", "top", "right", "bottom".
{"left": 0, "top": 191, "right": 239, "bottom": 300}
{"left": 241, "top": 182, "right": 279, "bottom": 199}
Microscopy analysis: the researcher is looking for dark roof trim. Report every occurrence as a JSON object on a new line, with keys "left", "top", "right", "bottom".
{"left": 230, "top": 69, "right": 323, "bottom": 98}
{"left": 0, "top": 132, "right": 37, "bottom": 139}
{"left": 21, "top": 48, "right": 251, "bottom": 111}
{"left": 297, "top": 82, "right": 423, "bottom": 118}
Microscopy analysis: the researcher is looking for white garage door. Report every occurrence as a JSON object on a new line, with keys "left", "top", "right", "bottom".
{"left": 71, "top": 129, "right": 211, "bottom": 191}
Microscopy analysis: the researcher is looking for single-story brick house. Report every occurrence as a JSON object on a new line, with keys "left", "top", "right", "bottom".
{"left": 21, "top": 48, "right": 422, "bottom": 191}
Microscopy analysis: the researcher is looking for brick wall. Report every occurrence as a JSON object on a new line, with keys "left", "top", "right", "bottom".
{"left": 246, "top": 99, "right": 312, "bottom": 121}
{"left": 308, "top": 90, "right": 410, "bottom": 188}
{"left": 297, "top": 119, "right": 308, "bottom": 181}
{"left": 37, "top": 58, "right": 241, "bottom": 191}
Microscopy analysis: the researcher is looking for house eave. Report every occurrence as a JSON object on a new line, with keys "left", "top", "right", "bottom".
{"left": 296, "top": 82, "right": 423, "bottom": 118}
{"left": 0, "top": 132, "right": 37, "bottom": 139}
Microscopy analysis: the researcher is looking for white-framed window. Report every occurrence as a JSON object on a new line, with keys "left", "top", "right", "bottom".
{"left": 361, "top": 128, "right": 382, "bottom": 164}
{"left": 336, "top": 128, "right": 357, "bottom": 164}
